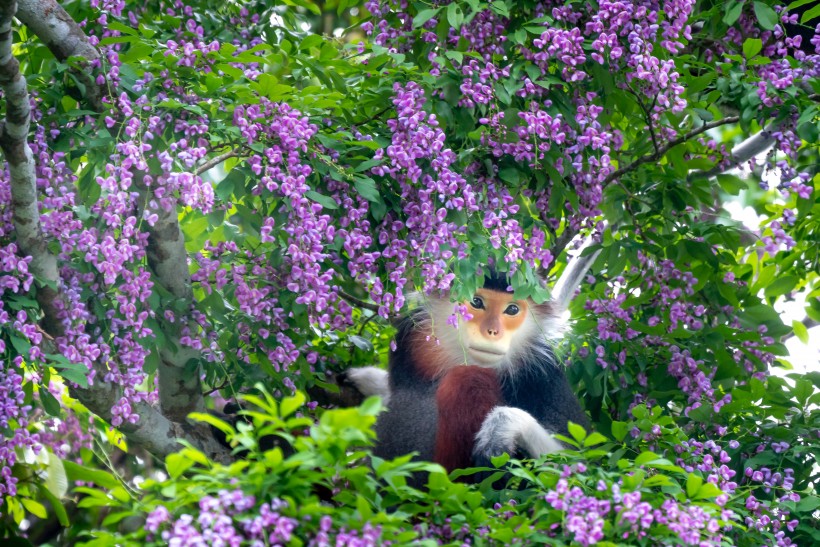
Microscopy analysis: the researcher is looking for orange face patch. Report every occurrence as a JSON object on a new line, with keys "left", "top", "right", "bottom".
{"left": 466, "top": 289, "right": 529, "bottom": 338}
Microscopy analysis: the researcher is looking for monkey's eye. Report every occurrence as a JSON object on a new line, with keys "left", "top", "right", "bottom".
{"left": 470, "top": 296, "right": 485, "bottom": 309}
{"left": 504, "top": 304, "right": 520, "bottom": 315}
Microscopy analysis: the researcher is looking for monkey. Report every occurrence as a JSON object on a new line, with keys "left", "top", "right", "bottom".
{"left": 345, "top": 244, "right": 599, "bottom": 478}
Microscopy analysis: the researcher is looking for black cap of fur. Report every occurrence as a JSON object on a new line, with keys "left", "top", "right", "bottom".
{"left": 483, "top": 268, "right": 513, "bottom": 292}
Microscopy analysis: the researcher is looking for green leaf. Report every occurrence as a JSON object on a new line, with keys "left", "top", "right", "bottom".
{"left": 801, "top": 2, "right": 820, "bottom": 23}
{"left": 349, "top": 139, "right": 381, "bottom": 150}
{"left": 285, "top": 0, "right": 320, "bottom": 14}
{"left": 21, "top": 499, "right": 48, "bottom": 519}
{"left": 743, "top": 37, "right": 763, "bottom": 58}
{"left": 717, "top": 174, "right": 746, "bottom": 195}
{"left": 102, "top": 511, "right": 138, "bottom": 527}
{"left": 567, "top": 421, "right": 587, "bottom": 442}
{"left": 686, "top": 73, "right": 716, "bottom": 97}
{"left": 64, "top": 461, "right": 121, "bottom": 490}
{"left": 622, "top": 469, "right": 646, "bottom": 489}
{"left": 45, "top": 452, "right": 68, "bottom": 499}
{"left": 611, "top": 421, "right": 628, "bottom": 441}
{"left": 300, "top": 34, "right": 324, "bottom": 52}
{"left": 359, "top": 396, "right": 383, "bottom": 415}
{"left": 792, "top": 319, "right": 809, "bottom": 343}
{"left": 104, "top": 21, "right": 137, "bottom": 35}
{"left": 10, "top": 335, "right": 31, "bottom": 355}
{"left": 447, "top": 3, "right": 465, "bottom": 29}
{"left": 39, "top": 486, "right": 70, "bottom": 527}
{"left": 754, "top": 1, "right": 778, "bottom": 29}
{"left": 797, "top": 121, "right": 819, "bottom": 143}
{"left": 686, "top": 473, "right": 704, "bottom": 497}
{"left": 444, "top": 50, "right": 463, "bottom": 64}
{"left": 490, "top": 1, "right": 510, "bottom": 18}
{"left": 793, "top": 378, "right": 814, "bottom": 405}
{"left": 280, "top": 391, "right": 306, "bottom": 418}
{"left": 498, "top": 167, "right": 520, "bottom": 185}
{"left": 583, "top": 432, "right": 609, "bottom": 447}
{"left": 723, "top": 1, "right": 745, "bottom": 25}
{"left": 635, "top": 451, "right": 661, "bottom": 465}
{"left": 354, "top": 177, "right": 382, "bottom": 203}
{"left": 695, "top": 482, "right": 724, "bottom": 500}
{"left": 47, "top": 354, "right": 89, "bottom": 388}
{"left": 489, "top": 452, "right": 510, "bottom": 467}
{"left": 39, "top": 389, "right": 62, "bottom": 417}
{"left": 189, "top": 412, "right": 234, "bottom": 436}
{"left": 166, "top": 452, "right": 195, "bottom": 479}
{"left": 764, "top": 275, "right": 798, "bottom": 298}
{"left": 305, "top": 190, "right": 339, "bottom": 209}
{"left": 412, "top": 8, "right": 441, "bottom": 28}
{"left": 241, "top": 393, "right": 277, "bottom": 416}
{"left": 356, "top": 494, "right": 372, "bottom": 520}
{"left": 6, "top": 497, "right": 24, "bottom": 525}
{"left": 643, "top": 474, "right": 676, "bottom": 487}
{"left": 796, "top": 495, "right": 820, "bottom": 512}
{"left": 349, "top": 334, "right": 374, "bottom": 351}
{"left": 788, "top": 0, "right": 817, "bottom": 11}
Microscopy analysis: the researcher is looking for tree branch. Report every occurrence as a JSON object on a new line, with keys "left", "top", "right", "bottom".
{"left": 16, "top": 0, "right": 106, "bottom": 110}
{"left": 1, "top": 0, "right": 226, "bottom": 460}
{"left": 603, "top": 116, "right": 740, "bottom": 188}
{"left": 195, "top": 148, "right": 240, "bottom": 176}
{"left": 14, "top": 0, "right": 210, "bottom": 424}
{"left": 550, "top": 226, "right": 581, "bottom": 267}
{"left": 141, "top": 194, "right": 207, "bottom": 422}
{"left": 0, "top": 0, "right": 62, "bottom": 333}
{"left": 339, "top": 290, "right": 380, "bottom": 313}
{"left": 688, "top": 93, "right": 820, "bottom": 181}
{"left": 688, "top": 120, "right": 781, "bottom": 181}
{"left": 536, "top": 223, "right": 578, "bottom": 282}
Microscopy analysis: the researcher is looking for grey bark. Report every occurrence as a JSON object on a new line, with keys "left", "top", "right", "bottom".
{"left": 16, "top": 0, "right": 105, "bottom": 109}
{"left": 0, "top": 0, "right": 226, "bottom": 460}
{"left": 142, "top": 198, "right": 207, "bottom": 422}
{"left": 17, "top": 0, "right": 208, "bottom": 424}
{"left": 689, "top": 120, "right": 782, "bottom": 181}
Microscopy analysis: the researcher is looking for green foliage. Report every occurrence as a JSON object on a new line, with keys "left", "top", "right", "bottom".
{"left": 1, "top": 0, "right": 819, "bottom": 544}
{"left": 64, "top": 394, "right": 817, "bottom": 546}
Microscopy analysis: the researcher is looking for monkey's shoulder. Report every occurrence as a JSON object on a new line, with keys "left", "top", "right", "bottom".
{"left": 388, "top": 309, "right": 445, "bottom": 388}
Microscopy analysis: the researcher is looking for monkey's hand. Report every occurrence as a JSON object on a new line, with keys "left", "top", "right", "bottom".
{"left": 341, "top": 366, "right": 391, "bottom": 404}
{"left": 472, "top": 406, "right": 564, "bottom": 468}
{"left": 307, "top": 366, "right": 390, "bottom": 408}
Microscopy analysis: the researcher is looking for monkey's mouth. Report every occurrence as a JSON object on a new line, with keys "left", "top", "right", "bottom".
{"left": 468, "top": 346, "right": 506, "bottom": 359}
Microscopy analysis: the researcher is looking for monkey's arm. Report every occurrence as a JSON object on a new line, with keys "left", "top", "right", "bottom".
{"left": 374, "top": 383, "right": 438, "bottom": 462}
{"left": 471, "top": 406, "right": 564, "bottom": 467}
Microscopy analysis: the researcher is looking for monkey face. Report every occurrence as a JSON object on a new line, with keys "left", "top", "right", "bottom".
{"left": 459, "top": 289, "right": 530, "bottom": 367}
{"left": 423, "top": 284, "right": 560, "bottom": 377}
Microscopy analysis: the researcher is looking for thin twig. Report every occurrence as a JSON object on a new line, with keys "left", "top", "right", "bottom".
{"left": 195, "top": 149, "right": 241, "bottom": 176}
{"left": 603, "top": 116, "right": 740, "bottom": 187}
{"left": 339, "top": 290, "right": 380, "bottom": 313}
{"left": 204, "top": 378, "right": 231, "bottom": 396}
{"left": 354, "top": 104, "right": 392, "bottom": 126}
{"left": 626, "top": 83, "right": 660, "bottom": 156}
